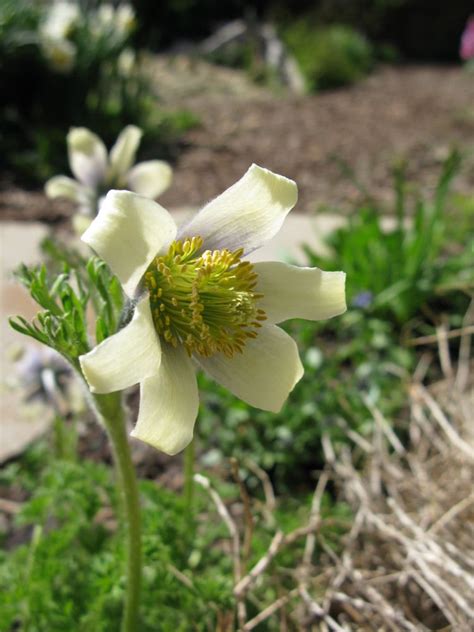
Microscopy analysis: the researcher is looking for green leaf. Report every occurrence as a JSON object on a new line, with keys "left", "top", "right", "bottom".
{"left": 95, "top": 316, "right": 108, "bottom": 344}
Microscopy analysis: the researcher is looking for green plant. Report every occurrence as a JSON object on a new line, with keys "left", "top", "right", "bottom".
{"left": 0, "top": 456, "right": 228, "bottom": 631}
{"left": 197, "top": 310, "right": 410, "bottom": 491}
{"left": 0, "top": 441, "right": 352, "bottom": 631}
{"left": 197, "top": 151, "right": 472, "bottom": 489}
{"left": 305, "top": 151, "right": 472, "bottom": 324}
{"left": 446, "top": 191, "right": 474, "bottom": 247}
{"left": 0, "top": 1, "right": 194, "bottom": 182}
{"left": 283, "top": 22, "right": 374, "bottom": 91}
{"left": 9, "top": 163, "right": 349, "bottom": 629}
{"left": 8, "top": 246, "right": 145, "bottom": 632}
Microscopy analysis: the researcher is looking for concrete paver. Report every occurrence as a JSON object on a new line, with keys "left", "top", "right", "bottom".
{"left": 1, "top": 222, "right": 51, "bottom": 463}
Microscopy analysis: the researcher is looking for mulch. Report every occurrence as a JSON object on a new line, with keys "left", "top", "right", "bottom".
{"left": 1, "top": 62, "right": 473, "bottom": 223}
{"left": 158, "top": 63, "right": 474, "bottom": 213}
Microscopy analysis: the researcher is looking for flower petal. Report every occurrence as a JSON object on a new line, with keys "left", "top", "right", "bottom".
{"left": 108, "top": 125, "right": 143, "bottom": 185}
{"left": 41, "top": 1, "right": 79, "bottom": 39}
{"left": 44, "top": 175, "right": 93, "bottom": 205}
{"left": 67, "top": 127, "right": 108, "bottom": 187}
{"left": 130, "top": 344, "right": 199, "bottom": 455}
{"left": 79, "top": 298, "right": 161, "bottom": 394}
{"left": 40, "top": 35, "right": 76, "bottom": 72}
{"left": 198, "top": 324, "right": 303, "bottom": 413}
{"left": 254, "top": 262, "right": 346, "bottom": 324}
{"left": 179, "top": 164, "right": 298, "bottom": 254}
{"left": 127, "top": 160, "right": 173, "bottom": 199}
{"left": 72, "top": 213, "right": 93, "bottom": 236}
{"left": 82, "top": 190, "right": 177, "bottom": 296}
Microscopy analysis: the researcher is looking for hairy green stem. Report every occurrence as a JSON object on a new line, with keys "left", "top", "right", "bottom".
{"left": 93, "top": 393, "right": 142, "bottom": 632}
{"left": 183, "top": 438, "right": 195, "bottom": 510}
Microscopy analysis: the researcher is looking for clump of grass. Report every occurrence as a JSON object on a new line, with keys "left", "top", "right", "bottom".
{"left": 283, "top": 22, "right": 374, "bottom": 91}
{"left": 316, "top": 328, "right": 474, "bottom": 629}
{"left": 305, "top": 150, "right": 470, "bottom": 324}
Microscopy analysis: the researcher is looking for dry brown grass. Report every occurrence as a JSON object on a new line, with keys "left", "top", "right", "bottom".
{"left": 197, "top": 318, "right": 473, "bottom": 631}
{"left": 317, "top": 374, "right": 473, "bottom": 631}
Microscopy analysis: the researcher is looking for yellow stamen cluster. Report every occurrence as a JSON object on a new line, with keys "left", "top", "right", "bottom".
{"left": 144, "top": 236, "right": 266, "bottom": 358}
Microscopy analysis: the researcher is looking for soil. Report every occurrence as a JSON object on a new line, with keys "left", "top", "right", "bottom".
{"left": 157, "top": 59, "right": 474, "bottom": 213}
{"left": 1, "top": 58, "right": 473, "bottom": 223}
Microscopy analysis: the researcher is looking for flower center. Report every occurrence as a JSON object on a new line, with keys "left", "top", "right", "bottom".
{"left": 144, "top": 237, "right": 266, "bottom": 358}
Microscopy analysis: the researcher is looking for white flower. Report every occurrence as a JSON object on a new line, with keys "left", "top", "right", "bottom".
{"left": 96, "top": 3, "right": 115, "bottom": 28}
{"left": 115, "top": 5, "right": 135, "bottom": 34}
{"left": 45, "top": 126, "right": 173, "bottom": 227}
{"left": 40, "top": 1, "right": 80, "bottom": 40}
{"left": 38, "top": 1, "right": 80, "bottom": 72}
{"left": 78, "top": 165, "right": 346, "bottom": 455}
{"left": 118, "top": 48, "right": 136, "bottom": 76}
{"left": 40, "top": 36, "right": 76, "bottom": 73}
{"left": 94, "top": 3, "right": 135, "bottom": 37}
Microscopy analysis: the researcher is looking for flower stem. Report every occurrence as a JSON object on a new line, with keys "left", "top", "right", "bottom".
{"left": 93, "top": 393, "right": 142, "bottom": 632}
{"left": 183, "top": 438, "right": 195, "bottom": 510}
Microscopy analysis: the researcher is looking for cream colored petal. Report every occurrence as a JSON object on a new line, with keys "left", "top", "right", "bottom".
{"left": 179, "top": 164, "right": 298, "bottom": 254}
{"left": 108, "top": 125, "right": 143, "bottom": 185}
{"left": 198, "top": 324, "right": 303, "bottom": 413}
{"left": 72, "top": 214, "right": 93, "bottom": 237}
{"left": 127, "top": 160, "right": 173, "bottom": 199}
{"left": 44, "top": 175, "right": 92, "bottom": 205}
{"left": 67, "top": 127, "right": 107, "bottom": 187}
{"left": 41, "top": 1, "right": 79, "bottom": 39}
{"left": 81, "top": 190, "right": 177, "bottom": 297}
{"left": 254, "top": 262, "right": 346, "bottom": 324}
{"left": 40, "top": 36, "right": 76, "bottom": 73}
{"left": 79, "top": 298, "right": 161, "bottom": 394}
{"left": 115, "top": 5, "right": 135, "bottom": 33}
{"left": 130, "top": 344, "right": 199, "bottom": 455}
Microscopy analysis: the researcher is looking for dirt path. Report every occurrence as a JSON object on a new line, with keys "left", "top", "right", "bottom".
{"left": 157, "top": 62, "right": 474, "bottom": 213}
{"left": 1, "top": 60, "right": 473, "bottom": 222}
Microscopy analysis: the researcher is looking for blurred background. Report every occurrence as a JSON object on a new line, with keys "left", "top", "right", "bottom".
{"left": 1, "top": 0, "right": 474, "bottom": 212}
{"left": 1, "top": 1, "right": 473, "bottom": 630}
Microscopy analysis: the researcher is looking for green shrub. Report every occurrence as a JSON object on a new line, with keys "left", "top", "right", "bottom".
{"left": 0, "top": 1, "right": 194, "bottom": 182}
{"left": 0, "top": 454, "right": 234, "bottom": 631}
{"left": 0, "top": 445, "right": 350, "bottom": 630}
{"left": 283, "top": 22, "right": 374, "bottom": 91}
{"left": 304, "top": 151, "right": 472, "bottom": 324}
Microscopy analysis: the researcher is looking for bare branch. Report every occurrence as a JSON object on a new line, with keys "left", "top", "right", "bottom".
{"left": 303, "top": 471, "right": 329, "bottom": 568}
{"left": 406, "top": 324, "right": 474, "bottom": 346}
{"left": 242, "top": 588, "right": 299, "bottom": 631}
{"left": 243, "top": 458, "right": 276, "bottom": 512}
{"left": 435, "top": 324, "right": 454, "bottom": 379}
{"left": 412, "top": 384, "right": 474, "bottom": 460}
{"left": 234, "top": 530, "right": 284, "bottom": 598}
{"left": 194, "top": 474, "right": 242, "bottom": 582}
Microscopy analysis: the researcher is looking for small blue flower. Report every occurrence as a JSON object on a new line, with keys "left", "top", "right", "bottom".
{"left": 352, "top": 290, "right": 373, "bottom": 309}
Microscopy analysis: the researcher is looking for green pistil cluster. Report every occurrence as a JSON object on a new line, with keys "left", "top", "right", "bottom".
{"left": 144, "top": 236, "right": 266, "bottom": 358}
